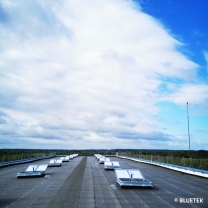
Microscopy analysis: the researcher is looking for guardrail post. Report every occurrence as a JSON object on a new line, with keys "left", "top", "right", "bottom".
{"left": 200, "top": 159, "right": 202, "bottom": 172}
{"left": 190, "top": 158, "right": 192, "bottom": 168}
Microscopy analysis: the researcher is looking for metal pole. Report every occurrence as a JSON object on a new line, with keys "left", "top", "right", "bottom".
{"left": 187, "top": 102, "right": 190, "bottom": 151}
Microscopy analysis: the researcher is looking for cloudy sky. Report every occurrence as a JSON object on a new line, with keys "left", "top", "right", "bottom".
{"left": 0, "top": 0, "right": 207, "bottom": 150}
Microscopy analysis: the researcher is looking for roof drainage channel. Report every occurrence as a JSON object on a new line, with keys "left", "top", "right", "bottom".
{"left": 46, "top": 156, "right": 87, "bottom": 208}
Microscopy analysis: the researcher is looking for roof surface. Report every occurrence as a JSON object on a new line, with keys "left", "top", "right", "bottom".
{"left": 0, "top": 156, "right": 207, "bottom": 208}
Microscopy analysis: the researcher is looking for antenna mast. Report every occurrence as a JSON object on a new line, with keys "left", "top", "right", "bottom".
{"left": 187, "top": 102, "right": 190, "bottom": 151}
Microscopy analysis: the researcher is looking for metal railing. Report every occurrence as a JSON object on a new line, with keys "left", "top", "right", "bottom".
{"left": 119, "top": 153, "right": 208, "bottom": 171}
{"left": 0, "top": 152, "right": 56, "bottom": 167}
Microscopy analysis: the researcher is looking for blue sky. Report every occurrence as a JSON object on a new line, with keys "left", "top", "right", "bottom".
{"left": 138, "top": 0, "right": 208, "bottom": 70}
{"left": 0, "top": 0, "right": 207, "bottom": 150}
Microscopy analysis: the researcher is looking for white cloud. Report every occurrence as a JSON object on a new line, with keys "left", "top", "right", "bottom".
{"left": 204, "top": 51, "right": 208, "bottom": 71}
{"left": 161, "top": 84, "right": 208, "bottom": 107}
{"left": 0, "top": 0, "right": 205, "bottom": 149}
{"left": 176, "top": 136, "right": 185, "bottom": 140}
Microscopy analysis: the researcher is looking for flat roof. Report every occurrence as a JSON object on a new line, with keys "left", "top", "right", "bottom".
{"left": 0, "top": 156, "right": 208, "bottom": 207}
